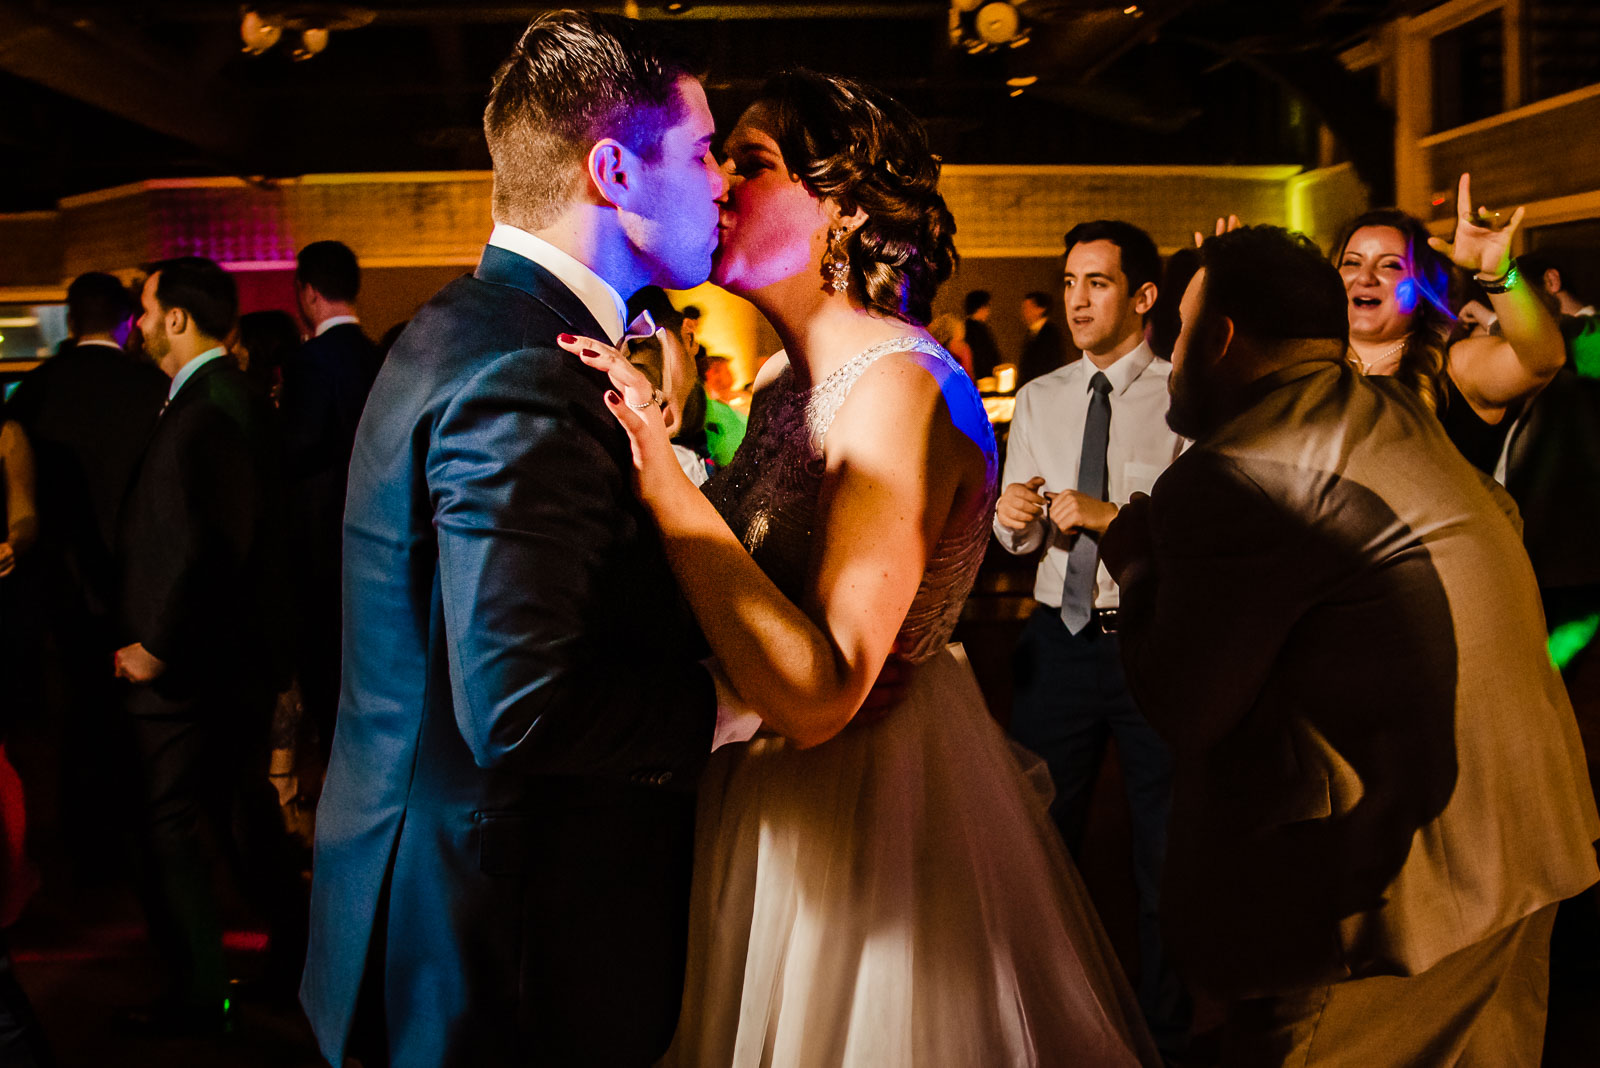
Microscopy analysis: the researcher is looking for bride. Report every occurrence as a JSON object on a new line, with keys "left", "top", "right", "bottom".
{"left": 562, "top": 70, "right": 1159, "bottom": 1068}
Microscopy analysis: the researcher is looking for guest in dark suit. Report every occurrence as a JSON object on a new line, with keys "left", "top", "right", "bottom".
{"left": 5, "top": 272, "right": 167, "bottom": 873}
{"left": 234, "top": 308, "right": 301, "bottom": 405}
{"left": 1103, "top": 226, "right": 1600, "bottom": 1066}
{"left": 963, "top": 288, "right": 1002, "bottom": 381}
{"left": 115, "top": 257, "right": 302, "bottom": 1034}
{"left": 280, "top": 241, "right": 380, "bottom": 757}
{"left": 300, "top": 14, "right": 747, "bottom": 1067}
{"left": 1018, "top": 289, "right": 1068, "bottom": 387}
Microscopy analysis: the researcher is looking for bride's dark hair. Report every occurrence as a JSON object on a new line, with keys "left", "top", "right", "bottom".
{"left": 757, "top": 69, "right": 957, "bottom": 326}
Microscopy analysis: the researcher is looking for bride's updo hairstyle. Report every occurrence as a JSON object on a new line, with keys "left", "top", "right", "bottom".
{"left": 757, "top": 69, "right": 957, "bottom": 326}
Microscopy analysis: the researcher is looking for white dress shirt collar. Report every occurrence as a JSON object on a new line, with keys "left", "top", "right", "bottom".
{"left": 488, "top": 223, "right": 628, "bottom": 345}
{"left": 167, "top": 345, "right": 231, "bottom": 401}
{"left": 315, "top": 314, "right": 360, "bottom": 337}
{"left": 1079, "top": 339, "right": 1156, "bottom": 398}
{"left": 74, "top": 337, "right": 124, "bottom": 351}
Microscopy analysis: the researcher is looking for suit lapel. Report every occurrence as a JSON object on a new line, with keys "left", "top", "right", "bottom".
{"left": 475, "top": 244, "right": 610, "bottom": 344}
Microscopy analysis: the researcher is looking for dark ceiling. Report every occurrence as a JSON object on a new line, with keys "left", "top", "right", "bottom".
{"left": 0, "top": 0, "right": 1586, "bottom": 213}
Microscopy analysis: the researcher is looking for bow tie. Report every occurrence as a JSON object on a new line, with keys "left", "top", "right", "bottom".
{"left": 620, "top": 309, "right": 659, "bottom": 348}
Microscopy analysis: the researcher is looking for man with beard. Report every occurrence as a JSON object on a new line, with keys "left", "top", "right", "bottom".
{"left": 994, "top": 219, "right": 1189, "bottom": 1055}
{"left": 1102, "top": 225, "right": 1600, "bottom": 1065}
{"left": 116, "top": 256, "right": 301, "bottom": 1033}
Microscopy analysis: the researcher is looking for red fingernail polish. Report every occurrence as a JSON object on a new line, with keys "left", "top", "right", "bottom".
{"left": 583, "top": 349, "right": 599, "bottom": 358}
{"left": 558, "top": 333, "right": 575, "bottom": 343}
{"left": 606, "top": 390, "right": 620, "bottom": 403}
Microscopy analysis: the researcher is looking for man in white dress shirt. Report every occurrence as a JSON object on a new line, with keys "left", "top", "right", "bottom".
{"left": 994, "top": 219, "right": 1189, "bottom": 1053}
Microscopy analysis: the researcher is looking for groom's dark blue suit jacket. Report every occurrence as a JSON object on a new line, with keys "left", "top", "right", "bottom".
{"left": 301, "top": 244, "right": 717, "bottom": 1068}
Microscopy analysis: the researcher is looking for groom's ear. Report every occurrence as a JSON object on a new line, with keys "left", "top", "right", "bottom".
{"left": 587, "top": 139, "right": 635, "bottom": 210}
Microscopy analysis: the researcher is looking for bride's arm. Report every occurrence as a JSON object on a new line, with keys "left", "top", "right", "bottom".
{"left": 574, "top": 341, "right": 965, "bottom": 748}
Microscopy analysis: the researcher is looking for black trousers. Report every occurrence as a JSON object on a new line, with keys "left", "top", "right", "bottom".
{"left": 1009, "top": 604, "right": 1191, "bottom": 1052}
{"left": 127, "top": 685, "right": 308, "bottom": 1009}
{"left": 0, "top": 930, "right": 52, "bottom": 1068}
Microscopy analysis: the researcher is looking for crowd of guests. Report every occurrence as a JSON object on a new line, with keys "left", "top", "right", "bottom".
{"left": 0, "top": 179, "right": 1595, "bottom": 1063}
{"left": 991, "top": 191, "right": 1600, "bottom": 1062}
{"left": 0, "top": 242, "right": 384, "bottom": 1045}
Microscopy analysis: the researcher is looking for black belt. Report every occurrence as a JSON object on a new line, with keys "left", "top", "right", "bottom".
{"left": 1092, "top": 608, "right": 1119, "bottom": 633}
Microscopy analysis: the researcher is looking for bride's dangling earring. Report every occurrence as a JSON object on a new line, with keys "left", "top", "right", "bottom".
{"left": 822, "top": 228, "right": 851, "bottom": 294}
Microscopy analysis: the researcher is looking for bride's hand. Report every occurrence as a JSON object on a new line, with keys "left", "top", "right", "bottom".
{"left": 558, "top": 333, "right": 688, "bottom": 504}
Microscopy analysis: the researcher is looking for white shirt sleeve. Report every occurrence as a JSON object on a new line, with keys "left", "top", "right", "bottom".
{"left": 993, "top": 388, "right": 1048, "bottom": 555}
{"left": 706, "top": 657, "right": 763, "bottom": 751}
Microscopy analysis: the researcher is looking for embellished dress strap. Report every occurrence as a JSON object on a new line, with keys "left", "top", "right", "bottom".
{"left": 804, "top": 336, "right": 968, "bottom": 448}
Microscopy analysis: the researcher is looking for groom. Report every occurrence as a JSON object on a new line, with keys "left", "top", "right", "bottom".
{"left": 300, "top": 12, "right": 741, "bottom": 1066}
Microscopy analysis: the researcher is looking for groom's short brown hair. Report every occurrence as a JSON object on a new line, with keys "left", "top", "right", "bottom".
{"left": 484, "top": 10, "right": 699, "bottom": 232}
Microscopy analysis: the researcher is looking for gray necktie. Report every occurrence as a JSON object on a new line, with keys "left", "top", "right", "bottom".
{"left": 1060, "top": 371, "right": 1112, "bottom": 634}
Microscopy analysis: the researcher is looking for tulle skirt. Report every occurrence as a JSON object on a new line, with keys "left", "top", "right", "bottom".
{"left": 664, "top": 646, "right": 1161, "bottom": 1068}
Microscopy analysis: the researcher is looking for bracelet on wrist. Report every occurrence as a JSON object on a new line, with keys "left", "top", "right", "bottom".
{"left": 1477, "top": 258, "right": 1520, "bottom": 295}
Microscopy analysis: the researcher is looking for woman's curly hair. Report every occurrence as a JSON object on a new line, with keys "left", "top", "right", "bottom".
{"left": 1333, "top": 208, "right": 1461, "bottom": 413}
{"left": 757, "top": 69, "right": 957, "bottom": 326}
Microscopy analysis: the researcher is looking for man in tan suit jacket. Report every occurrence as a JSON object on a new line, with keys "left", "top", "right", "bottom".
{"left": 1102, "top": 226, "right": 1600, "bottom": 1066}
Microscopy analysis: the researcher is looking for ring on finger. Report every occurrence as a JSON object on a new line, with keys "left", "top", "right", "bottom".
{"left": 627, "top": 388, "right": 668, "bottom": 411}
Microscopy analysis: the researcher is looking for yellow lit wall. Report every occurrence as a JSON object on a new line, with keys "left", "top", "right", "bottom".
{"left": 664, "top": 282, "right": 774, "bottom": 387}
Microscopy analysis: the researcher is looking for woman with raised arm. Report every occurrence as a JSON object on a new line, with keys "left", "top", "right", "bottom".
{"left": 1334, "top": 174, "right": 1566, "bottom": 474}
{"left": 563, "top": 70, "right": 1158, "bottom": 1068}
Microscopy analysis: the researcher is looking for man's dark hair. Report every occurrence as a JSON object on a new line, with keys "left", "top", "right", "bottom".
{"left": 484, "top": 10, "right": 698, "bottom": 231}
{"left": 149, "top": 256, "right": 239, "bottom": 342}
{"left": 296, "top": 240, "right": 361, "bottom": 302}
{"left": 654, "top": 304, "right": 686, "bottom": 334}
{"left": 963, "top": 289, "right": 991, "bottom": 316}
{"left": 66, "top": 272, "right": 135, "bottom": 336}
{"left": 681, "top": 304, "right": 702, "bottom": 320}
{"left": 1063, "top": 219, "right": 1162, "bottom": 295}
{"left": 1022, "top": 291, "right": 1050, "bottom": 309}
{"left": 1521, "top": 248, "right": 1594, "bottom": 306}
{"left": 1149, "top": 247, "right": 1200, "bottom": 360}
{"left": 1196, "top": 226, "right": 1347, "bottom": 345}
{"left": 237, "top": 310, "right": 301, "bottom": 374}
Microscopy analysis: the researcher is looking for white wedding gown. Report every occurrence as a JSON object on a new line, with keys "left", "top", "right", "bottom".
{"left": 665, "top": 338, "right": 1160, "bottom": 1068}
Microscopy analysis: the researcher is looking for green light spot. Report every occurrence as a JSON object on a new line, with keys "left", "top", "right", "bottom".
{"left": 222, "top": 998, "right": 231, "bottom": 1013}
{"left": 1549, "top": 613, "right": 1600, "bottom": 671}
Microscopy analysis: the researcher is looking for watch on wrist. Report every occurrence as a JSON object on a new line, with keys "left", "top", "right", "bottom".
{"left": 1477, "top": 258, "right": 1521, "bottom": 295}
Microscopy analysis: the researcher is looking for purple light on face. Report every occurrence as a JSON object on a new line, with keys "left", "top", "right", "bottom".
{"left": 1411, "top": 269, "right": 1458, "bottom": 323}
{"left": 1395, "top": 276, "right": 1420, "bottom": 315}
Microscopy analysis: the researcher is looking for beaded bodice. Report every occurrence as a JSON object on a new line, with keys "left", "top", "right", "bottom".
{"left": 703, "top": 337, "right": 998, "bottom": 664}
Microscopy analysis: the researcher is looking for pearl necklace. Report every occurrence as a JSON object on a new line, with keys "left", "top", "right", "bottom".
{"left": 1353, "top": 340, "right": 1406, "bottom": 375}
